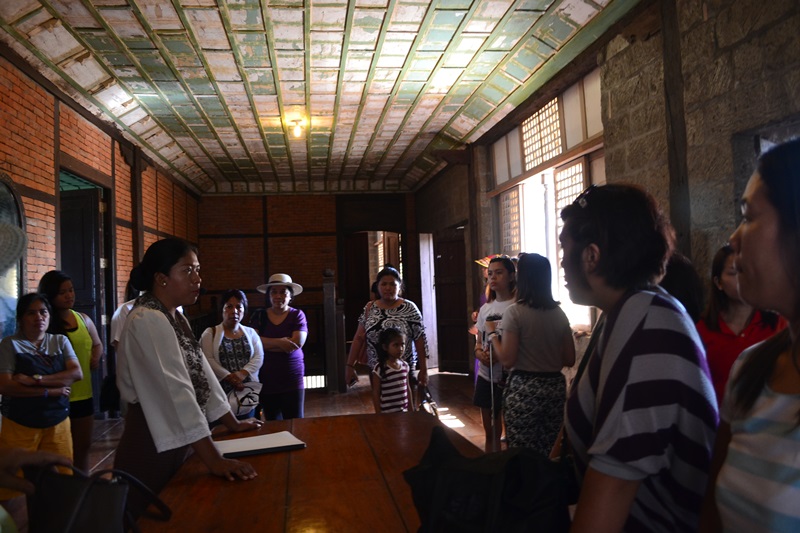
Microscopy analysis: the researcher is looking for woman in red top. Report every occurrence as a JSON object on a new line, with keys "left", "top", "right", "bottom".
{"left": 696, "top": 244, "right": 785, "bottom": 404}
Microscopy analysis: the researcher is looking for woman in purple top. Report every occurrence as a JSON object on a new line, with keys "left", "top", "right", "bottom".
{"left": 253, "top": 274, "right": 308, "bottom": 420}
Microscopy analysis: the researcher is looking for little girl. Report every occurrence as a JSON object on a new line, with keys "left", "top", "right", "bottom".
{"left": 371, "top": 328, "right": 412, "bottom": 413}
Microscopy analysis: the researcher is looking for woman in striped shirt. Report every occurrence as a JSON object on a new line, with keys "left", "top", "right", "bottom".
{"left": 560, "top": 184, "right": 718, "bottom": 532}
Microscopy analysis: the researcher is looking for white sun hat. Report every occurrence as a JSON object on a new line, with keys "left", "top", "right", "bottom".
{"left": 257, "top": 273, "right": 303, "bottom": 296}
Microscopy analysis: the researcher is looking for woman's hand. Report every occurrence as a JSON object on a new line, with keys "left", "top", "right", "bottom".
{"left": 208, "top": 457, "right": 258, "bottom": 481}
{"left": 474, "top": 347, "right": 490, "bottom": 365}
{"left": 230, "top": 418, "right": 263, "bottom": 433}
{"left": 223, "top": 373, "right": 245, "bottom": 391}
{"left": 345, "top": 365, "right": 358, "bottom": 387}
{"left": 417, "top": 368, "right": 428, "bottom": 387}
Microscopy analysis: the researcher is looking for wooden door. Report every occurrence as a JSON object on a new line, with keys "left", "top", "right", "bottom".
{"left": 343, "top": 232, "right": 371, "bottom": 342}
{"left": 433, "top": 230, "right": 469, "bottom": 373}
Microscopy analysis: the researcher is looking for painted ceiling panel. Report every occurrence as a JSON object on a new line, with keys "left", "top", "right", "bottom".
{"left": 0, "top": 0, "right": 637, "bottom": 193}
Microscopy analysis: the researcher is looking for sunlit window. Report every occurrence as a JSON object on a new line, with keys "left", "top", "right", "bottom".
{"left": 522, "top": 98, "right": 562, "bottom": 170}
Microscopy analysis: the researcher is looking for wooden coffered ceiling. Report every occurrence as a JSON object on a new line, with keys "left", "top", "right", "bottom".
{"left": 0, "top": 0, "right": 639, "bottom": 195}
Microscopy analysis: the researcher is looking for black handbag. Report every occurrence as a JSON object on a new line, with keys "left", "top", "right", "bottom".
{"left": 25, "top": 463, "right": 171, "bottom": 533}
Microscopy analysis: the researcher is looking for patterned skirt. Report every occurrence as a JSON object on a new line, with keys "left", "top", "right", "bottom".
{"left": 503, "top": 370, "right": 565, "bottom": 456}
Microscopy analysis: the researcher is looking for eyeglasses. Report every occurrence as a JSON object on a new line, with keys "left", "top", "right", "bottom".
{"left": 573, "top": 184, "right": 597, "bottom": 209}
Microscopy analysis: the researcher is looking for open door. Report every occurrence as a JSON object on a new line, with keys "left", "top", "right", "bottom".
{"left": 433, "top": 226, "right": 469, "bottom": 373}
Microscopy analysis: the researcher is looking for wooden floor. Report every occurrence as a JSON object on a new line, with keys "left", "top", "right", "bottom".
{"left": 7, "top": 369, "right": 487, "bottom": 531}
{"left": 90, "top": 368, "right": 486, "bottom": 475}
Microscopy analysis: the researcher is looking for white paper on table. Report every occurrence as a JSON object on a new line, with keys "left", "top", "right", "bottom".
{"left": 213, "top": 431, "right": 306, "bottom": 458}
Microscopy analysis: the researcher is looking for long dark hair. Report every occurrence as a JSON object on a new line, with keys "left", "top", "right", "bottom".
{"left": 515, "top": 253, "right": 559, "bottom": 310}
{"left": 730, "top": 138, "right": 800, "bottom": 420}
{"left": 701, "top": 245, "right": 779, "bottom": 331}
{"left": 486, "top": 256, "right": 516, "bottom": 303}
{"left": 375, "top": 327, "right": 404, "bottom": 379}
{"left": 38, "top": 270, "right": 71, "bottom": 335}
{"left": 130, "top": 238, "right": 197, "bottom": 292}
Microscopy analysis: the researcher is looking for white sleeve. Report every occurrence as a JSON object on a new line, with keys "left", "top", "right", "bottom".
{"left": 200, "top": 325, "right": 229, "bottom": 381}
{"left": 119, "top": 309, "right": 217, "bottom": 453}
{"left": 242, "top": 327, "right": 264, "bottom": 382}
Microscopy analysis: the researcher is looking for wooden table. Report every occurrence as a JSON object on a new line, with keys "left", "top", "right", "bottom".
{"left": 139, "top": 412, "right": 483, "bottom": 532}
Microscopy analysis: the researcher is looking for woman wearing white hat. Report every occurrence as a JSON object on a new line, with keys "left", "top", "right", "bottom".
{"left": 253, "top": 274, "right": 308, "bottom": 420}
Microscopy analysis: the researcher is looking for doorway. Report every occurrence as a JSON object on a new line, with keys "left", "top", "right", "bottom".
{"left": 59, "top": 170, "right": 109, "bottom": 415}
{"left": 433, "top": 224, "right": 469, "bottom": 373}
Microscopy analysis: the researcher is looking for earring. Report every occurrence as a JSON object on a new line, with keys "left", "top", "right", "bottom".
{"left": 161, "top": 282, "right": 167, "bottom": 287}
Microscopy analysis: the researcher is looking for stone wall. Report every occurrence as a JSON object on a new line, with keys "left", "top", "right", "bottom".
{"left": 600, "top": 0, "right": 800, "bottom": 279}
{"left": 680, "top": 0, "right": 800, "bottom": 272}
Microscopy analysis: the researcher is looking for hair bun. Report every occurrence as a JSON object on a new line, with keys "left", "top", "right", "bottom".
{"left": 129, "top": 264, "right": 148, "bottom": 292}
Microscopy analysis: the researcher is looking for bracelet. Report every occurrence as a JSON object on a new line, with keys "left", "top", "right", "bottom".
{"left": 346, "top": 363, "right": 356, "bottom": 369}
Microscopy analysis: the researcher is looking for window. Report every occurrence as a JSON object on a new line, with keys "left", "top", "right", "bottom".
{"left": 0, "top": 174, "right": 26, "bottom": 338}
{"left": 553, "top": 159, "right": 591, "bottom": 325}
{"left": 500, "top": 187, "right": 521, "bottom": 256}
{"left": 522, "top": 98, "right": 562, "bottom": 170}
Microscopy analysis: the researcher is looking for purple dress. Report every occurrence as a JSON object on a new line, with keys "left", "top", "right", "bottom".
{"left": 256, "top": 308, "right": 308, "bottom": 393}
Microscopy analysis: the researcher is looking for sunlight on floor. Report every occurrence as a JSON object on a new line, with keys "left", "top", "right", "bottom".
{"left": 434, "top": 406, "right": 465, "bottom": 428}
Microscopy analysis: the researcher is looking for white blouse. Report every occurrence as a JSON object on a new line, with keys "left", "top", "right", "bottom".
{"left": 199, "top": 322, "right": 264, "bottom": 382}
{"left": 118, "top": 306, "right": 230, "bottom": 453}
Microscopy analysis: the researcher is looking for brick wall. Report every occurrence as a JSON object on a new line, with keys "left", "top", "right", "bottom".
{"left": 114, "top": 143, "right": 132, "bottom": 221}
{"left": 197, "top": 195, "right": 337, "bottom": 314}
{"left": 59, "top": 106, "right": 112, "bottom": 178}
{"left": 0, "top": 57, "right": 57, "bottom": 288}
{"left": 115, "top": 224, "right": 134, "bottom": 301}
{"left": 21, "top": 198, "right": 56, "bottom": 289}
{"left": 141, "top": 166, "right": 157, "bottom": 232}
{"left": 157, "top": 171, "right": 174, "bottom": 235}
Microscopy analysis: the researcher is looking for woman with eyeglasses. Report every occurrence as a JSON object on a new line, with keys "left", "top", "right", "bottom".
{"left": 115, "top": 239, "right": 261, "bottom": 520}
{"left": 560, "top": 184, "right": 717, "bottom": 532}
{"left": 200, "top": 289, "right": 264, "bottom": 419}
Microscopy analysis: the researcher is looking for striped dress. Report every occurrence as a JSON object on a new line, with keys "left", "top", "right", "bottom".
{"left": 564, "top": 290, "right": 718, "bottom": 532}
{"left": 717, "top": 345, "right": 800, "bottom": 532}
{"left": 373, "top": 359, "right": 410, "bottom": 413}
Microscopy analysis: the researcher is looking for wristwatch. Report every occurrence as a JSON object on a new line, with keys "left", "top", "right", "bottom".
{"left": 33, "top": 374, "right": 43, "bottom": 383}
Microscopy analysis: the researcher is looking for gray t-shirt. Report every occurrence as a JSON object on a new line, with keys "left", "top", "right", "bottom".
{"left": 0, "top": 333, "right": 77, "bottom": 428}
{"left": 501, "top": 303, "right": 571, "bottom": 372}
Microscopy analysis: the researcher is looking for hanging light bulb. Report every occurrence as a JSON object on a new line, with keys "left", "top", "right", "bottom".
{"left": 292, "top": 120, "right": 302, "bottom": 138}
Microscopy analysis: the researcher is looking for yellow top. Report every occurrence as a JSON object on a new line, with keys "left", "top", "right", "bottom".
{"left": 65, "top": 309, "right": 93, "bottom": 402}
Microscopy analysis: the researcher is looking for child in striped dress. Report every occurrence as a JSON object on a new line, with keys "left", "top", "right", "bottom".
{"left": 371, "top": 328, "right": 412, "bottom": 413}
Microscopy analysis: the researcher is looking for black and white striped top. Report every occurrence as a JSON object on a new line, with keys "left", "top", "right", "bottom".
{"left": 565, "top": 289, "right": 719, "bottom": 532}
